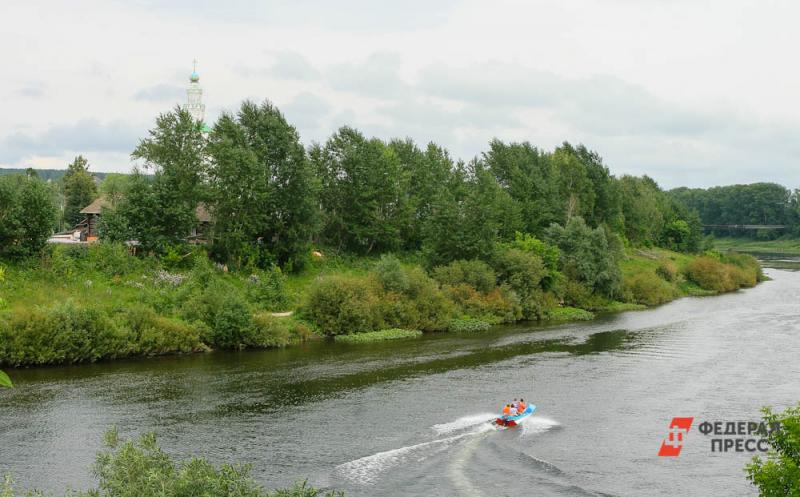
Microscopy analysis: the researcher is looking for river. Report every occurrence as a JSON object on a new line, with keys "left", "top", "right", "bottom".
{"left": 1, "top": 258, "right": 799, "bottom": 496}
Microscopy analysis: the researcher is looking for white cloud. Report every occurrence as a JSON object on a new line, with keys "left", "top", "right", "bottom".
{"left": 1, "top": 0, "right": 800, "bottom": 189}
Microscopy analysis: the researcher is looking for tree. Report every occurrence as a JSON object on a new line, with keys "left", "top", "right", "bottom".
{"left": 208, "top": 100, "right": 318, "bottom": 269}
{"left": 103, "top": 170, "right": 194, "bottom": 253}
{"left": 62, "top": 155, "right": 98, "bottom": 227}
{"left": 545, "top": 216, "right": 623, "bottom": 298}
{"left": 122, "top": 107, "right": 207, "bottom": 252}
{"left": 422, "top": 161, "right": 521, "bottom": 266}
{"left": 313, "top": 127, "right": 409, "bottom": 254}
{"left": 746, "top": 403, "right": 800, "bottom": 496}
{"left": 0, "top": 174, "right": 57, "bottom": 259}
{"left": 99, "top": 173, "right": 131, "bottom": 207}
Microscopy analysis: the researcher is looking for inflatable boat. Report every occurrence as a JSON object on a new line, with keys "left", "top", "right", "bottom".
{"left": 495, "top": 404, "right": 536, "bottom": 427}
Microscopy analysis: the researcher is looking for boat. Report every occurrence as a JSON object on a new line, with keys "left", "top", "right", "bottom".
{"left": 495, "top": 404, "right": 536, "bottom": 427}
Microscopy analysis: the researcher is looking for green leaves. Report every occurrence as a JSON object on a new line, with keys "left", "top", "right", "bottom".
{"left": 0, "top": 370, "right": 12, "bottom": 388}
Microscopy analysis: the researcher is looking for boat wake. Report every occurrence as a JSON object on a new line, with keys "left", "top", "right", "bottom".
{"left": 336, "top": 422, "right": 494, "bottom": 485}
{"left": 520, "top": 416, "right": 561, "bottom": 437}
{"left": 431, "top": 413, "right": 497, "bottom": 435}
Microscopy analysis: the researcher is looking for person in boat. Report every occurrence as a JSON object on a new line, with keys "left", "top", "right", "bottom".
{"left": 508, "top": 404, "right": 518, "bottom": 417}
{"left": 502, "top": 404, "right": 511, "bottom": 419}
{"left": 518, "top": 398, "right": 527, "bottom": 412}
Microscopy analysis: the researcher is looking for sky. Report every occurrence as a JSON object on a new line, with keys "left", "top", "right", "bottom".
{"left": 1, "top": 0, "right": 799, "bottom": 189}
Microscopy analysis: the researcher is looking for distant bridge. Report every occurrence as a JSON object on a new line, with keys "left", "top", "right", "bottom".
{"left": 702, "top": 224, "right": 787, "bottom": 230}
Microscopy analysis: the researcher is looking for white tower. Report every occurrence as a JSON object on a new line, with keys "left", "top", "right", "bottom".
{"left": 187, "top": 59, "right": 205, "bottom": 123}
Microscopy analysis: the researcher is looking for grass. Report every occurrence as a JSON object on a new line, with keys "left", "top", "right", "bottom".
{"left": 598, "top": 301, "right": 647, "bottom": 312}
{"left": 333, "top": 328, "right": 422, "bottom": 344}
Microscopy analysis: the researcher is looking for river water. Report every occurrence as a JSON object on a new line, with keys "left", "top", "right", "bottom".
{"left": 1, "top": 259, "right": 799, "bottom": 496}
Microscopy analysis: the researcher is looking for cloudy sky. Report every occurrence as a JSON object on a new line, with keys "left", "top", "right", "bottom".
{"left": 1, "top": 0, "right": 799, "bottom": 189}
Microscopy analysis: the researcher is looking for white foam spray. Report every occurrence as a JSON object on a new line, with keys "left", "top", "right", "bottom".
{"left": 336, "top": 424, "right": 494, "bottom": 485}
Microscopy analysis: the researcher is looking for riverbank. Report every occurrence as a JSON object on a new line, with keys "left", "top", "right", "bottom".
{"left": 713, "top": 236, "right": 800, "bottom": 255}
{"left": 0, "top": 243, "right": 762, "bottom": 367}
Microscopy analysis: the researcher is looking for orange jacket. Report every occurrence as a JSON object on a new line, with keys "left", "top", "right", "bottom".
{"left": 518, "top": 402, "right": 526, "bottom": 412}
{"left": 502, "top": 405, "right": 511, "bottom": 415}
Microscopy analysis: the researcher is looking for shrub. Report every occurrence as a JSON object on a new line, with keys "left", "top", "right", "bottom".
{"left": 182, "top": 282, "right": 255, "bottom": 349}
{"left": 250, "top": 313, "right": 294, "bottom": 347}
{"left": 547, "top": 306, "right": 594, "bottom": 321}
{"left": 334, "top": 328, "right": 422, "bottom": 344}
{"left": 443, "top": 283, "right": 521, "bottom": 324}
{"left": 374, "top": 254, "right": 409, "bottom": 292}
{"left": 247, "top": 266, "right": 288, "bottom": 310}
{"left": 0, "top": 428, "right": 347, "bottom": 497}
{"left": 303, "top": 275, "right": 381, "bottom": 336}
{"left": 623, "top": 271, "right": 676, "bottom": 306}
{"left": 0, "top": 302, "right": 129, "bottom": 366}
{"left": 448, "top": 318, "right": 492, "bottom": 333}
{"left": 432, "top": 259, "right": 496, "bottom": 293}
{"left": 491, "top": 248, "right": 547, "bottom": 319}
{"left": 121, "top": 306, "right": 206, "bottom": 355}
{"left": 655, "top": 260, "right": 678, "bottom": 282}
{"left": 685, "top": 257, "right": 736, "bottom": 292}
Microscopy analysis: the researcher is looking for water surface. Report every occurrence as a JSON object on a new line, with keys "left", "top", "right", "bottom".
{"left": 2, "top": 261, "right": 799, "bottom": 496}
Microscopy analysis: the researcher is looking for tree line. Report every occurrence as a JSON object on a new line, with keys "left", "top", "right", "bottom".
{"left": 2, "top": 100, "right": 706, "bottom": 266}
{"left": 669, "top": 183, "right": 800, "bottom": 238}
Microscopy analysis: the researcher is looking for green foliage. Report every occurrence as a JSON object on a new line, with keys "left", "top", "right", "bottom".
{"left": 62, "top": 155, "right": 98, "bottom": 227}
{"left": 547, "top": 306, "right": 594, "bottom": 321}
{"left": 491, "top": 247, "right": 550, "bottom": 319}
{"left": 448, "top": 318, "right": 492, "bottom": 333}
{"left": 303, "top": 275, "right": 381, "bottom": 336}
{"left": 122, "top": 306, "right": 206, "bottom": 355}
{"left": 623, "top": 271, "right": 676, "bottom": 306}
{"left": 746, "top": 403, "right": 800, "bottom": 496}
{"left": 182, "top": 282, "right": 255, "bottom": 349}
{"left": 671, "top": 182, "right": 793, "bottom": 239}
{"left": 655, "top": 260, "right": 678, "bottom": 282}
{"left": 421, "top": 162, "right": 520, "bottom": 266}
{"left": 208, "top": 100, "right": 318, "bottom": 270}
{"left": 247, "top": 266, "right": 288, "bottom": 310}
{"left": 546, "top": 217, "right": 623, "bottom": 298}
{"left": 0, "top": 370, "right": 12, "bottom": 388}
{"left": 684, "top": 257, "right": 738, "bottom": 292}
{"left": 0, "top": 302, "right": 128, "bottom": 366}
{"left": 334, "top": 328, "right": 422, "bottom": 344}
{"left": 432, "top": 259, "right": 496, "bottom": 293}
{"left": 0, "top": 174, "right": 57, "bottom": 259}
{"left": 374, "top": 254, "right": 409, "bottom": 293}
{"left": 313, "top": 127, "right": 410, "bottom": 254}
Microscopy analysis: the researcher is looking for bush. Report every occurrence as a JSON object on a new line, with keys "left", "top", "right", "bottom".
{"left": 334, "top": 328, "right": 422, "bottom": 344}
{"left": 247, "top": 266, "right": 288, "bottom": 310}
{"left": 685, "top": 257, "right": 736, "bottom": 292}
{"left": 432, "top": 259, "right": 496, "bottom": 293}
{"left": 0, "top": 302, "right": 129, "bottom": 366}
{"left": 448, "top": 318, "right": 492, "bottom": 333}
{"left": 250, "top": 313, "right": 296, "bottom": 348}
{"left": 492, "top": 248, "right": 547, "bottom": 319}
{"left": 374, "top": 254, "right": 409, "bottom": 292}
{"left": 303, "top": 275, "right": 381, "bottom": 336}
{"left": 182, "top": 282, "right": 255, "bottom": 349}
{"left": 623, "top": 271, "right": 676, "bottom": 306}
{"left": 547, "top": 306, "right": 594, "bottom": 321}
{"left": 0, "top": 428, "right": 345, "bottom": 497}
{"left": 443, "top": 283, "right": 521, "bottom": 324}
{"left": 121, "top": 306, "right": 206, "bottom": 355}
{"left": 655, "top": 260, "right": 678, "bottom": 282}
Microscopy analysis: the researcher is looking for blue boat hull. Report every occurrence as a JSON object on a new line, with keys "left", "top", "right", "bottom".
{"left": 495, "top": 405, "right": 536, "bottom": 427}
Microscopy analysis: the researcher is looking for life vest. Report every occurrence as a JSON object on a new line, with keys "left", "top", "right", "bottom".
{"left": 518, "top": 402, "right": 526, "bottom": 412}
{"left": 502, "top": 405, "right": 510, "bottom": 415}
